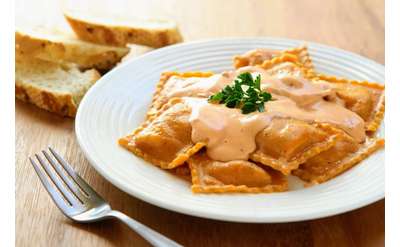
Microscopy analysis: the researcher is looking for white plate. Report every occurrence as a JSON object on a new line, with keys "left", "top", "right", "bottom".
{"left": 76, "top": 38, "right": 384, "bottom": 223}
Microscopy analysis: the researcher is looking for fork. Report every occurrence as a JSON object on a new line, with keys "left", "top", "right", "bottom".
{"left": 29, "top": 147, "right": 183, "bottom": 247}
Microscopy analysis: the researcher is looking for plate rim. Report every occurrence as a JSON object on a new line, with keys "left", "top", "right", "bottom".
{"left": 75, "top": 37, "right": 385, "bottom": 223}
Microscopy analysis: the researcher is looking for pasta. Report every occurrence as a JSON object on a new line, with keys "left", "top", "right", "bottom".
{"left": 119, "top": 45, "right": 384, "bottom": 193}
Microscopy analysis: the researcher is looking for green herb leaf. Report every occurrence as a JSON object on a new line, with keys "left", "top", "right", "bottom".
{"left": 261, "top": 92, "right": 272, "bottom": 101}
{"left": 242, "top": 102, "right": 256, "bottom": 114}
{"left": 254, "top": 75, "right": 261, "bottom": 90}
{"left": 208, "top": 72, "right": 273, "bottom": 114}
{"left": 209, "top": 92, "right": 224, "bottom": 101}
{"left": 257, "top": 103, "right": 265, "bottom": 113}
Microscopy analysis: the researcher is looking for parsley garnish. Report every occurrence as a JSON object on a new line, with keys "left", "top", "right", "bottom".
{"left": 208, "top": 72, "right": 272, "bottom": 114}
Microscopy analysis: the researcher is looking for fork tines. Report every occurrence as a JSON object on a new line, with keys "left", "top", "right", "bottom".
{"left": 29, "top": 147, "right": 93, "bottom": 213}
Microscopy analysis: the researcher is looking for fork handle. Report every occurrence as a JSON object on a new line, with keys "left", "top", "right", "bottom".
{"left": 107, "top": 210, "right": 183, "bottom": 247}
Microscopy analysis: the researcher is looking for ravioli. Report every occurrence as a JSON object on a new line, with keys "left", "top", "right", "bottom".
{"left": 147, "top": 53, "right": 311, "bottom": 119}
{"left": 147, "top": 71, "right": 213, "bottom": 119}
{"left": 233, "top": 45, "right": 314, "bottom": 70}
{"left": 188, "top": 151, "right": 288, "bottom": 193}
{"left": 250, "top": 119, "right": 340, "bottom": 175}
{"left": 313, "top": 74, "right": 385, "bottom": 132}
{"left": 293, "top": 131, "right": 384, "bottom": 184}
{"left": 119, "top": 46, "right": 385, "bottom": 194}
{"left": 119, "top": 98, "right": 205, "bottom": 169}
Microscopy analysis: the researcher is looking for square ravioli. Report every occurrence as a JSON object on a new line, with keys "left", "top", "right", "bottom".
{"left": 313, "top": 74, "right": 385, "bottom": 132}
{"left": 147, "top": 71, "right": 214, "bottom": 118}
{"left": 119, "top": 47, "right": 385, "bottom": 194}
{"left": 119, "top": 98, "right": 205, "bottom": 169}
{"left": 147, "top": 52, "right": 311, "bottom": 119}
{"left": 188, "top": 152, "right": 288, "bottom": 193}
{"left": 293, "top": 131, "right": 384, "bottom": 184}
{"left": 250, "top": 119, "right": 340, "bottom": 175}
{"left": 233, "top": 45, "right": 314, "bottom": 70}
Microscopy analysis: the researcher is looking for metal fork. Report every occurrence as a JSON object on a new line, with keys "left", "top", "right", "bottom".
{"left": 30, "top": 147, "right": 183, "bottom": 247}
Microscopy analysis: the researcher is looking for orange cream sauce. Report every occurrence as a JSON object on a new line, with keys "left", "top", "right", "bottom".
{"left": 235, "top": 48, "right": 281, "bottom": 66}
{"left": 163, "top": 62, "right": 303, "bottom": 101}
{"left": 185, "top": 95, "right": 364, "bottom": 161}
{"left": 163, "top": 65, "right": 366, "bottom": 162}
{"left": 163, "top": 72, "right": 235, "bottom": 99}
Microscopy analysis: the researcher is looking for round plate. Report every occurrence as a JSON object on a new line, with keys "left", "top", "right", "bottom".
{"left": 76, "top": 38, "right": 384, "bottom": 223}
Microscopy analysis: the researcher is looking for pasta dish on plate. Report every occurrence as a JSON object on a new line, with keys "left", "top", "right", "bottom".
{"left": 118, "top": 45, "right": 385, "bottom": 194}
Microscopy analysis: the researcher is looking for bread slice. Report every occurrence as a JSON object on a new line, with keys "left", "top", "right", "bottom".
{"left": 64, "top": 9, "right": 183, "bottom": 48}
{"left": 16, "top": 55, "right": 100, "bottom": 117}
{"left": 16, "top": 26, "right": 130, "bottom": 71}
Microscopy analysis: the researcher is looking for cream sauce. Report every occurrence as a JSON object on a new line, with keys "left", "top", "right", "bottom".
{"left": 164, "top": 62, "right": 302, "bottom": 101}
{"left": 237, "top": 48, "right": 281, "bottom": 65}
{"left": 237, "top": 62, "right": 303, "bottom": 78}
{"left": 163, "top": 63, "right": 366, "bottom": 162}
{"left": 186, "top": 95, "right": 365, "bottom": 161}
{"left": 164, "top": 72, "right": 235, "bottom": 99}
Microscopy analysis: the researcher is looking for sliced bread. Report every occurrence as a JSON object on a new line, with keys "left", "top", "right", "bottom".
{"left": 16, "top": 26, "right": 130, "bottom": 71}
{"left": 64, "top": 9, "right": 183, "bottom": 48}
{"left": 16, "top": 55, "right": 100, "bottom": 117}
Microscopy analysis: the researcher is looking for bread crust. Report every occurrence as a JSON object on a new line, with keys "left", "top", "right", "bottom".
{"left": 16, "top": 82, "right": 77, "bottom": 117}
{"left": 15, "top": 30, "right": 130, "bottom": 71}
{"left": 15, "top": 62, "right": 100, "bottom": 117}
{"left": 64, "top": 13, "right": 183, "bottom": 48}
